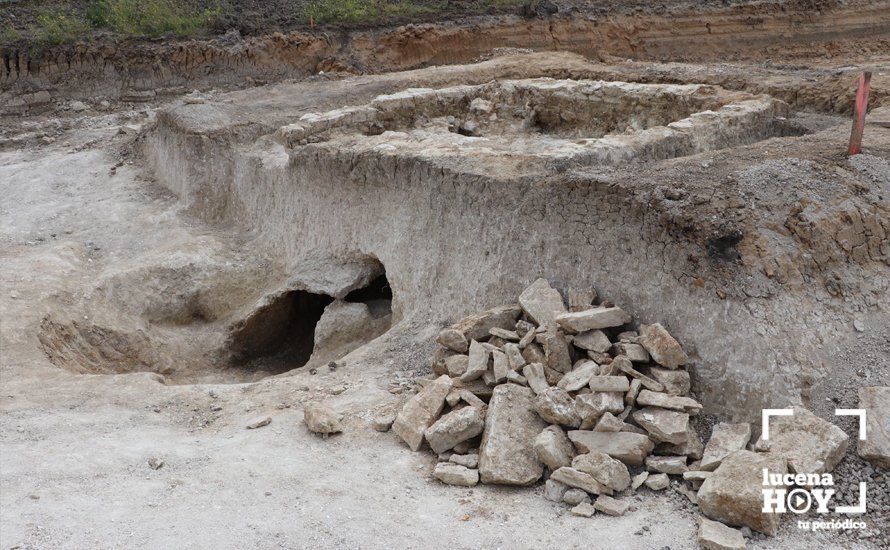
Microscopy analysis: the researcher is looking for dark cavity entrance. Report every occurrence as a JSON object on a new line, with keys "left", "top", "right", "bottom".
{"left": 227, "top": 290, "right": 334, "bottom": 374}
{"left": 344, "top": 272, "right": 393, "bottom": 320}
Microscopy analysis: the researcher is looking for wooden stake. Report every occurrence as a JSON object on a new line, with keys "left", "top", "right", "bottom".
{"left": 847, "top": 71, "right": 872, "bottom": 156}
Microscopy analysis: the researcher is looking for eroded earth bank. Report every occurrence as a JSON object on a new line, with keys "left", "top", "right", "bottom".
{"left": 1, "top": 4, "right": 889, "bottom": 549}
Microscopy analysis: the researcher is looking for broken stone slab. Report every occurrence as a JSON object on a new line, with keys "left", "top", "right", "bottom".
{"left": 550, "top": 467, "right": 608, "bottom": 495}
{"left": 593, "top": 412, "right": 624, "bottom": 432}
{"left": 633, "top": 407, "right": 689, "bottom": 445}
{"left": 612, "top": 356, "right": 665, "bottom": 392}
{"left": 571, "top": 502, "right": 596, "bottom": 517}
{"left": 656, "top": 424, "right": 704, "bottom": 460}
{"left": 754, "top": 406, "right": 848, "bottom": 474}
{"left": 304, "top": 403, "right": 343, "bottom": 434}
{"left": 639, "top": 323, "right": 688, "bottom": 369}
{"left": 450, "top": 453, "right": 479, "bottom": 468}
{"left": 451, "top": 377, "right": 494, "bottom": 399}
{"left": 518, "top": 278, "right": 567, "bottom": 326}
{"left": 567, "top": 431, "right": 654, "bottom": 466}
{"left": 518, "top": 327, "right": 537, "bottom": 349}
{"left": 539, "top": 327, "right": 572, "bottom": 374}
{"left": 371, "top": 410, "right": 396, "bottom": 432}
{"left": 479, "top": 384, "right": 546, "bottom": 485}
{"left": 563, "top": 488, "right": 591, "bottom": 506}
{"left": 522, "top": 363, "right": 549, "bottom": 395}
{"left": 431, "top": 347, "right": 455, "bottom": 376}
{"left": 424, "top": 406, "right": 485, "bottom": 454}
{"left": 636, "top": 390, "right": 702, "bottom": 414}
{"left": 445, "top": 355, "right": 469, "bottom": 377}
{"left": 700, "top": 423, "right": 752, "bottom": 471}
{"left": 555, "top": 306, "right": 632, "bottom": 333}
{"left": 647, "top": 366, "right": 691, "bottom": 396}
{"left": 612, "top": 342, "right": 650, "bottom": 363}
{"left": 506, "top": 370, "right": 528, "bottom": 386}
{"left": 504, "top": 343, "right": 526, "bottom": 370}
{"left": 246, "top": 415, "right": 272, "bottom": 429}
{"left": 433, "top": 462, "right": 479, "bottom": 486}
{"left": 450, "top": 305, "right": 522, "bottom": 342}
{"left": 858, "top": 386, "right": 889, "bottom": 468}
{"left": 698, "top": 450, "right": 787, "bottom": 535}
{"left": 437, "top": 328, "right": 469, "bottom": 353}
{"left": 558, "top": 361, "right": 600, "bottom": 392}
{"left": 625, "top": 378, "right": 643, "bottom": 407}
{"left": 490, "top": 327, "right": 520, "bottom": 341}
{"left": 543, "top": 479, "right": 569, "bottom": 502}
{"left": 573, "top": 330, "right": 611, "bottom": 353}
{"left": 644, "top": 473, "right": 669, "bottom": 490}
{"left": 645, "top": 455, "right": 688, "bottom": 474}
{"left": 460, "top": 340, "right": 490, "bottom": 382}
{"left": 573, "top": 452, "right": 631, "bottom": 491}
{"left": 576, "top": 392, "right": 625, "bottom": 429}
{"left": 588, "top": 376, "right": 630, "bottom": 393}
{"left": 534, "top": 425, "right": 575, "bottom": 470}
{"left": 491, "top": 349, "right": 509, "bottom": 384}
{"left": 593, "top": 495, "right": 629, "bottom": 516}
{"left": 698, "top": 517, "right": 747, "bottom": 550}
{"left": 534, "top": 387, "right": 582, "bottom": 428}
{"left": 631, "top": 471, "right": 649, "bottom": 490}
{"left": 392, "top": 374, "right": 453, "bottom": 451}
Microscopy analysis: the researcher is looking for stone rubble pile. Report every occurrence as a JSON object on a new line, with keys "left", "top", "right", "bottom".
{"left": 383, "top": 279, "right": 863, "bottom": 548}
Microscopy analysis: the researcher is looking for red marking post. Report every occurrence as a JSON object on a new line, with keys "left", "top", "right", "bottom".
{"left": 848, "top": 71, "right": 872, "bottom": 155}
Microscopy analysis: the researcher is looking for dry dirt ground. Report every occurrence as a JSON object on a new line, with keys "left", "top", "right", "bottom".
{"left": 1, "top": 4, "right": 890, "bottom": 543}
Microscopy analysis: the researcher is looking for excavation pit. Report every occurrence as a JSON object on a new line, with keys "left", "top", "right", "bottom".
{"left": 275, "top": 78, "right": 804, "bottom": 170}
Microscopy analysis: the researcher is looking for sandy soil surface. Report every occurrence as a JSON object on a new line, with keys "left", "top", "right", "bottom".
{"left": 2, "top": 49, "right": 888, "bottom": 547}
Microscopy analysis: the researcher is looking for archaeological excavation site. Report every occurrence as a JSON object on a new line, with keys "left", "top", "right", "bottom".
{"left": 1, "top": 0, "right": 889, "bottom": 548}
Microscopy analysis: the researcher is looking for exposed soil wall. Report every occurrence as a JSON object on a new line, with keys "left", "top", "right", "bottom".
{"left": 3, "top": 1, "right": 889, "bottom": 110}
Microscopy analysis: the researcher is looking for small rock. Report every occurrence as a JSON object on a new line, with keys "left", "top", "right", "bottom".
{"left": 575, "top": 392, "right": 625, "bottom": 429}
{"left": 612, "top": 343, "right": 650, "bottom": 363}
{"left": 647, "top": 367, "right": 691, "bottom": 396}
{"left": 657, "top": 424, "right": 704, "bottom": 460}
{"left": 631, "top": 471, "right": 649, "bottom": 490}
{"left": 424, "top": 406, "right": 485, "bottom": 454}
{"left": 612, "top": 356, "right": 665, "bottom": 392}
{"left": 567, "top": 430, "right": 654, "bottom": 466}
{"left": 148, "top": 457, "right": 164, "bottom": 470}
{"left": 573, "top": 451, "right": 631, "bottom": 491}
{"left": 504, "top": 343, "right": 526, "bottom": 369}
{"left": 573, "top": 330, "right": 611, "bottom": 353}
{"left": 461, "top": 340, "right": 491, "bottom": 382}
{"left": 698, "top": 517, "right": 747, "bottom": 550}
{"left": 539, "top": 327, "right": 572, "bottom": 374}
{"left": 644, "top": 473, "right": 670, "bottom": 491}
{"left": 588, "top": 376, "right": 630, "bottom": 392}
{"left": 445, "top": 355, "right": 469, "bottom": 377}
{"left": 534, "top": 425, "right": 575, "bottom": 470}
{"left": 489, "top": 327, "right": 519, "bottom": 341}
{"left": 518, "top": 278, "right": 567, "bottom": 326}
{"left": 571, "top": 502, "right": 596, "bottom": 517}
{"left": 558, "top": 361, "right": 599, "bottom": 391}
{"left": 555, "top": 306, "right": 631, "bottom": 333}
{"left": 563, "top": 488, "right": 591, "bottom": 506}
{"left": 646, "top": 455, "right": 687, "bottom": 474}
{"left": 639, "top": 323, "right": 688, "bottom": 369}
{"left": 491, "top": 350, "right": 509, "bottom": 384}
{"left": 534, "top": 387, "right": 581, "bottom": 427}
{"left": 392, "top": 374, "right": 453, "bottom": 451}
{"left": 544, "top": 478, "right": 569, "bottom": 502}
{"left": 303, "top": 403, "right": 342, "bottom": 434}
{"left": 593, "top": 412, "right": 624, "bottom": 432}
{"left": 594, "top": 495, "right": 629, "bottom": 516}
{"left": 522, "top": 363, "right": 550, "bottom": 395}
{"left": 371, "top": 410, "right": 396, "bottom": 432}
{"left": 506, "top": 370, "right": 528, "bottom": 385}
{"left": 753, "top": 406, "right": 848, "bottom": 474}
{"left": 701, "top": 423, "right": 752, "bottom": 471}
{"left": 550, "top": 467, "right": 608, "bottom": 494}
{"left": 625, "top": 378, "right": 643, "bottom": 407}
{"left": 450, "top": 453, "right": 479, "bottom": 468}
{"left": 632, "top": 407, "right": 689, "bottom": 445}
{"left": 635, "top": 390, "right": 702, "bottom": 414}
{"left": 246, "top": 416, "right": 272, "bottom": 429}
{"left": 433, "top": 462, "right": 479, "bottom": 486}
{"left": 450, "top": 304, "right": 521, "bottom": 342}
